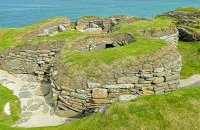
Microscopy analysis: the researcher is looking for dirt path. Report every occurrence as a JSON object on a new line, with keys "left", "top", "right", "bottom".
{"left": 178, "top": 74, "right": 200, "bottom": 88}
{"left": 0, "top": 69, "right": 76, "bottom": 128}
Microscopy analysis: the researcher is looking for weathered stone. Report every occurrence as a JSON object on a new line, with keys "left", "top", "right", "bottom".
{"left": 87, "top": 82, "right": 101, "bottom": 88}
{"left": 118, "top": 76, "right": 138, "bottom": 84}
{"left": 22, "top": 112, "right": 32, "bottom": 118}
{"left": 118, "top": 95, "right": 138, "bottom": 102}
{"left": 95, "top": 105, "right": 110, "bottom": 113}
{"left": 60, "top": 91, "right": 70, "bottom": 96}
{"left": 103, "top": 84, "right": 134, "bottom": 89}
{"left": 152, "top": 77, "right": 165, "bottom": 84}
{"left": 154, "top": 68, "right": 164, "bottom": 73}
{"left": 108, "top": 93, "right": 121, "bottom": 98}
{"left": 55, "top": 110, "right": 81, "bottom": 118}
{"left": 58, "top": 25, "right": 67, "bottom": 32}
{"left": 28, "top": 104, "right": 39, "bottom": 111}
{"left": 35, "top": 84, "right": 50, "bottom": 96}
{"left": 76, "top": 89, "right": 88, "bottom": 94}
{"left": 92, "top": 88, "right": 108, "bottom": 99}
{"left": 165, "top": 74, "right": 180, "bottom": 81}
{"left": 140, "top": 73, "right": 153, "bottom": 78}
{"left": 49, "top": 52, "right": 56, "bottom": 56}
{"left": 70, "top": 92, "right": 87, "bottom": 100}
{"left": 142, "top": 91, "right": 154, "bottom": 95}
{"left": 34, "top": 98, "right": 44, "bottom": 105}
{"left": 19, "top": 91, "right": 32, "bottom": 98}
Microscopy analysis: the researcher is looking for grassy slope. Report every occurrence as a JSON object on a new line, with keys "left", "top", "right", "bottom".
{"left": 178, "top": 41, "right": 200, "bottom": 78}
{"left": 0, "top": 16, "right": 78, "bottom": 51}
{"left": 63, "top": 87, "right": 200, "bottom": 130}
{"left": 1, "top": 85, "right": 200, "bottom": 130}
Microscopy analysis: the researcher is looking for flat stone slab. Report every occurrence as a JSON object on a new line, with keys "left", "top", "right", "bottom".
{"left": 118, "top": 94, "right": 138, "bottom": 102}
{"left": 28, "top": 104, "right": 40, "bottom": 111}
{"left": 19, "top": 91, "right": 32, "bottom": 98}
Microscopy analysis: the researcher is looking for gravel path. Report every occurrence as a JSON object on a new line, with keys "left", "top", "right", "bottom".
{"left": 0, "top": 69, "right": 76, "bottom": 128}
{"left": 178, "top": 74, "right": 200, "bottom": 88}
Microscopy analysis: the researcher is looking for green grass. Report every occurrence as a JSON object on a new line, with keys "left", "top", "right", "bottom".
{"left": 63, "top": 38, "right": 165, "bottom": 67}
{"left": 0, "top": 85, "right": 20, "bottom": 130}
{"left": 178, "top": 41, "right": 200, "bottom": 78}
{"left": 60, "top": 17, "right": 173, "bottom": 68}
{"left": 63, "top": 86, "right": 200, "bottom": 130}
{"left": 1, "top": 84, "right": 200, "bottom": 130}
{"left": 176, "top": 7, "right": 200, "bottom": 13}
{"left": 0, "top": 16, "right": 77, "bottom": 51}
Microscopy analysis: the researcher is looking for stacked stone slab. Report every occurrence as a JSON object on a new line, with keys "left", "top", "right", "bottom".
{"left": 51, "top": 44, "right": 182, "bottom": 115}
{"left": 0, "top": 41, "right": 64, "bottom": 81}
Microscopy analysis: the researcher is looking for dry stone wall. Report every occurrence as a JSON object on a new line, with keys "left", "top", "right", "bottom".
{"left": 0, "top": 41, "right": 64, "bottom": 81}
{"left": 141, "top": 27, "right": 179, "bottom": 46}
{"left": 76, "top": 15, "right": 145, "bottom": 32}
{"left": 51, "top": 44, "right": 182, "bottom": 115}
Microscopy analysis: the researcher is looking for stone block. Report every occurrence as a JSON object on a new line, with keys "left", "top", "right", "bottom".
{"left": 103, "top": 84, "right": 134, "bottom": 89}
{"left": 154, "top": 68, "right": 164, "bottom": 73}
{"left": 165, "top": 74, "right": 180, "bottom": 81}
{"left": 70, "top": 92, "right": 87, "bottom": 100}
{"left": 108, "top": 93, "right": 121, "bottom": 98}
{"left": 152, "top": 77, "right": 165, "bottom": 84}
{"left": 118, "top": 94, "right": 138, "bottom": 102}
{"left": 87, "top": 82, "right": 101, "bottom": 88}
{"left": 92, "top": 88, "right": 108, "bottom": 99}
{"left": 118, "top": 76, "right": 138, "bottom": 84}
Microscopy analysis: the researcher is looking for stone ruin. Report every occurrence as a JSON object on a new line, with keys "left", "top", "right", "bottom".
{"left": 76, "top": 15, "right": 145, "bottom": 32}
{"left": 24, "top": 17, "right": 71, "bottom": 41}
{"left": 160, "top": 9, "right": 200, "bottom": 42}
{"left": 51, "top": 44, "right": 182, "bottom": 116}
{"left": 0, "top": 14, "right": 184, "bottom": 117}
{"left": 38, "top": 25, "right": 67, "bottom": 37}
{"left": 72, "top": 33, "right": 135, "bottom": 51}
{"left": 0, "top": 38, "right": 182, "bottom": 117}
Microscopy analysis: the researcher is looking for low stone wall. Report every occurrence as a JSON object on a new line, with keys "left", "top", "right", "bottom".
{"left": 141, "top": 27, "right": 179, "bottom": 46}
{"left": 51, "top": 44, "right": 182, "bottom": 115}
{"left": 76, "top": 15, "right": 144, "bottom": 32}
{"left": 72, "top": 33, "right": 135, "bottom": 51}
{"left": 0, "top": 41, "right": 64, "bottom": 81}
